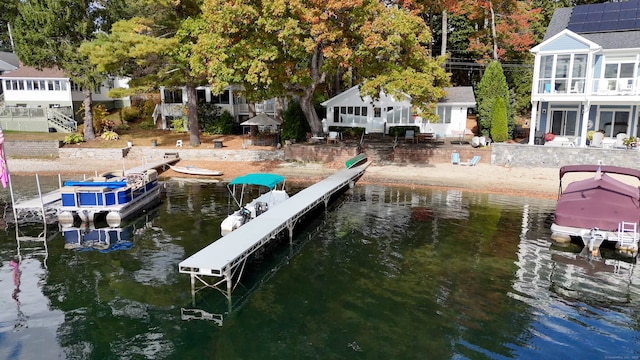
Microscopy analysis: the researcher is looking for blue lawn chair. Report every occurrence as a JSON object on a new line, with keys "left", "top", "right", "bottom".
{"left": 451, "top": 152, "right": 460, "bottom": 165}
{"left": 460, "top": 155, "right": 481, "bottom": 166}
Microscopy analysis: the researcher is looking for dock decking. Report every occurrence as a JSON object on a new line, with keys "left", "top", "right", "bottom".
{"left": 178, "top": 161, "right": 370, "bottom": 300}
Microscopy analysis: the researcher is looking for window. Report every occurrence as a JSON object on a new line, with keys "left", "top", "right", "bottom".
{"left": 164, "top": 89, "right": 183, "bottom": 103}
{"left": 538, "top": 54, "right": 588, "bottom": 94}
{"left": 437, "top": 106, "right": 452, "bottom": 124}
{"left": 550, "top": 110, "right": 578, "bottom": 136}
{"left": 603, "top": 62, "right": 635, "bottom": 92}
{"left": 598, "top": 110, "right": 630, "bottom": 137}
{"left": 333, "top": 106, "right": 367, "bottom": 123}
{"left": 374, "top": 107, "right": 381, "bottom": 118}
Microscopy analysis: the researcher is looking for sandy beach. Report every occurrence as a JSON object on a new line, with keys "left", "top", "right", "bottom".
{"left": 6, "top": 157, "right": 562, "bottom": 200}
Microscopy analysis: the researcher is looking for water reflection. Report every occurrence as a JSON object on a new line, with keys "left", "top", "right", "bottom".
{"left": 60, "top": 207, "right": 160, "bottom": 252}
{"left": 2, "top": 178, "right": 640, "bottom": 358}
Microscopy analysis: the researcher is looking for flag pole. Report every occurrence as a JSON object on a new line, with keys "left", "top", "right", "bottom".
{"left": 0, "top": 128, "right": 17, "bottom": 224}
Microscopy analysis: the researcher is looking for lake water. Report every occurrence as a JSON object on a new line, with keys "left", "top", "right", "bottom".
{"left": 1, "top": 176, "right": 639, "bottom": 359}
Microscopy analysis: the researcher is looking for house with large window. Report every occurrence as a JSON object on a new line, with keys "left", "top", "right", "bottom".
{"left": 529, "top": 0, "right": 640, "bottom": 147}
{"left": 0, "top": 65, "right": 130, "bottom": 132}
{"left": 154, "top": 85, "right": 282, "bottom": 130}
{"left": 321, "top": 85, "right": 476, "bottom": 138}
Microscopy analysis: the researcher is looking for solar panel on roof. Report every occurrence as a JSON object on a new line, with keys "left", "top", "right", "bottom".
{"left": 568, "top": 0, "right": 640, "bottom": 33}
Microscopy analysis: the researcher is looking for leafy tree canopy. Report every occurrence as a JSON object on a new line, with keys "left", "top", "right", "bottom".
{"left": 191, "top": 0, "right": 450, "bottom": 134}
{"left": 12, "top": 0, "right": 130, "bottom": 140}
{"left": 80, "top": 0, "right": 207, "bottom": 145}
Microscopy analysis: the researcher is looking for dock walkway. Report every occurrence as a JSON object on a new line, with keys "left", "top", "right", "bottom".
{"left": 179, "top": 162, "right": 370, "bottom": 300}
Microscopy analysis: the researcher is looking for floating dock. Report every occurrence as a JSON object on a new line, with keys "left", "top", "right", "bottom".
{"left": 9, "top": 152, "right": 179, "bottom": 224}
{"left": 179, "top": 161, "right": 370, "bottom": 300}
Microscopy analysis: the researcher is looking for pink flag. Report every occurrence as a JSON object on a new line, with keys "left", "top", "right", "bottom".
{"left": 0, "top": 128, "right": 8, "bottom": 188}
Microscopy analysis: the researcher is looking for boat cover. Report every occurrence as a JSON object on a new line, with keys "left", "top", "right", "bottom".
{"left": 63, "top": 181, "right": 127, "bottom": 188}
{"left": 228, "top": 173, "right": 284, "bottom": 189}
{"left": 554, "top": 173, "right": 640, "bottom": 231}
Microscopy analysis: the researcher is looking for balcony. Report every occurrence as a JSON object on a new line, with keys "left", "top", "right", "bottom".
{"left": 536, "top": 78, "right": 640, "bottom": 97}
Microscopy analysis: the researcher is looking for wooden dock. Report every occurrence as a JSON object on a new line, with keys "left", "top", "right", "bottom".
{"left": 179, "top": 161, "right": 370, "bottom": 300}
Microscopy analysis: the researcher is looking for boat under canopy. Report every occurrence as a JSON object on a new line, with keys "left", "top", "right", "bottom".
{"left": 551, "top": 165, "right": 640, "bottom": 254}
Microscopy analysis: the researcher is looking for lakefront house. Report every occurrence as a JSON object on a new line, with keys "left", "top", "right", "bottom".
{"left": 320, "top": 85, "right": 476, "bottom": 141}
{"left": 154, "top": 85, "right": 283, "bottom": 130}
{"left": 529, "top": 0, "right": 640, "bottom": 148}
{"left": 0, "top": 64, "right": 130, "bottom": 133}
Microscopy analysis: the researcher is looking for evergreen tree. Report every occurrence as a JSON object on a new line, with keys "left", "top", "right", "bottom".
{"left": 81, "top": 1, "right": 206, "bottom": 146}
{"left": 476, "top": 61, "right": 512, "bottom": 137}
{"left": 12, "top": 0, "right": 129, "bottom": 141}
{"left": 490, "top": 96, "right": 508, "bottom": 142}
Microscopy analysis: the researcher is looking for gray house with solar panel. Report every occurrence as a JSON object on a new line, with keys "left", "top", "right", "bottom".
{"left": 529, "top": 0, "right": 640, "bottom": 147}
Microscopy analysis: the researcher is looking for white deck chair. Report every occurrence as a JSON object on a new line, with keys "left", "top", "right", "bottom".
{"left": 590, "top": 132, "right": 603, "bottom": 147}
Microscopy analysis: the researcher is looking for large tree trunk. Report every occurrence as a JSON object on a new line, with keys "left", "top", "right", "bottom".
{"left": 300, "top": 45, "right": 325, "bottom": 136}
{"left": 185, "top": 83, "right": 201, "bottom": 146}
{"left": 82, "top": 90, "right": 95, "bottom": 140}
{"left": 300, "top": 91, "right": 321, "bottom": 135}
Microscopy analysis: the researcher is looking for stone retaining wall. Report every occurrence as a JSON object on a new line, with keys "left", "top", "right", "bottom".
{"left": 283, "top": 144, "right": 359, "bottom": 166}
{"left": 491, "top": 143, "right": 640, "bottom": 168}
{"left": 8, "top": 140, "right": 640, "bottom": 169}
{"left": 4, "top": 140, "right": 61, "bottom": 158}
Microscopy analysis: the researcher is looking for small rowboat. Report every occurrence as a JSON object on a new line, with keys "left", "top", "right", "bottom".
{"left": 168, "top": 165, "right": 223, "bottom": 176}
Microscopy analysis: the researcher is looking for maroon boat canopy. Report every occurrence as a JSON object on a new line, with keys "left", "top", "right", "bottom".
{"left": 559, "top": 165, "right": 640, "bottom": 180}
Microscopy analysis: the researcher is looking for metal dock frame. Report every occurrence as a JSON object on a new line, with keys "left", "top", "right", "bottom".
{"left": 178, "top": 162, "right": 371, "bottom": 302}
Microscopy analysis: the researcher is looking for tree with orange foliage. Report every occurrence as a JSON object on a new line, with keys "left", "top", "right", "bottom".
{"left": 191, "top": 0, "right": 450, "bottom": 135}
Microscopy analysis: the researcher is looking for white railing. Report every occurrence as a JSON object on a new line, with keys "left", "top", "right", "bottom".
{"left": 536, "top": 78, "right": 640, "bottom": 96}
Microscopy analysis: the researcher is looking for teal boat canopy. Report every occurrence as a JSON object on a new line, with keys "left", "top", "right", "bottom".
{"left": 228, "top": 173, "right": 285, "bottom": 190}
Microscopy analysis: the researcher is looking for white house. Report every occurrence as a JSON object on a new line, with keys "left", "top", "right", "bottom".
{"left": 0, "top": 65, "right": 130, "bottom": 132}
{"left": 321, "top": 85, "right": 476, "bottom": 138}
{"left": 155, "top": 85, "right": 283, "bottom": 130}
{"left": 529, "top": 1, "right": 640, "bottom": 147}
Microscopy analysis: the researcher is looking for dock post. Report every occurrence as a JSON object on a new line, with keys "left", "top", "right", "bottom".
{"left": 190, "top": 275, "right": 196, "bottom": 306}
{"left": 225, "top": 267, "right": 232, "bottom": 302}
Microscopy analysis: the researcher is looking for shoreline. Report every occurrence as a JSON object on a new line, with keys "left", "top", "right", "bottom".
{"left": 6, "top": 157, "right": 561, "bottom": 200}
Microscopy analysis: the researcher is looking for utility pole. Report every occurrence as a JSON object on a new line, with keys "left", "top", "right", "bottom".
{"left": 7, "top": 22, "right": 15, "bottom": 53}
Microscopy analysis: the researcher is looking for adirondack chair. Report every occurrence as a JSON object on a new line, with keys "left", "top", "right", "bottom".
{"left": 460, "top": 155, "right": 481, "bottom": 166}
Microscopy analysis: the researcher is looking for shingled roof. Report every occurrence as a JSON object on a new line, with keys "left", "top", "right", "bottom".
{"left": 1, "top": 65, "right": 67, "bottom": 79}
{"left": 0, "top": 52, "right": 19, "bottom": 73}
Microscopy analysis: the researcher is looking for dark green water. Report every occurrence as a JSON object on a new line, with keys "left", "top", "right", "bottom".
{"left": 1, "top": 176, "right": 640, "bottom": 359}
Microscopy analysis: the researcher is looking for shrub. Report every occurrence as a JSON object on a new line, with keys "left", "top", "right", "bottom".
{"left": 139, "top": 120, "right": 156, "bottom": 130}
{"left": 203, "top": 110, "right": 235, "bottom": 134}
{"left": 100, "top": 131, "right": 120, "bottom": 140}
{"left": 490, "top": 97, "right": 508, "bottom": 142}
{"left": 171, "top": 117, "right": 188, "bottom": 133}
{"left": 120, "top": 106, "right": 140, "bottom": 122}
{"left": 281, "top": 100, "right": 311, "bottom": 143}
{"left": 63, "top": 133, "right": 84, "bottom": 144}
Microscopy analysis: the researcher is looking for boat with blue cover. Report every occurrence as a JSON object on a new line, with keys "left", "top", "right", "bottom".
{"left": 57, "top": 169, "right": 161, "bottom": 226}
{"left": 220, "top": 173, "right": 289, "bottom": 235}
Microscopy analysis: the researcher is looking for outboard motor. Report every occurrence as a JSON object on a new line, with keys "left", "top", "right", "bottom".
{"left": 239, "top": 207, "right": 252, "bottom": 225}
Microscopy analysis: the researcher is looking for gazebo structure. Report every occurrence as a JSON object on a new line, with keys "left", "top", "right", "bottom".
{"left": 240, "top": 112, "right": 281, "bottom": 147}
